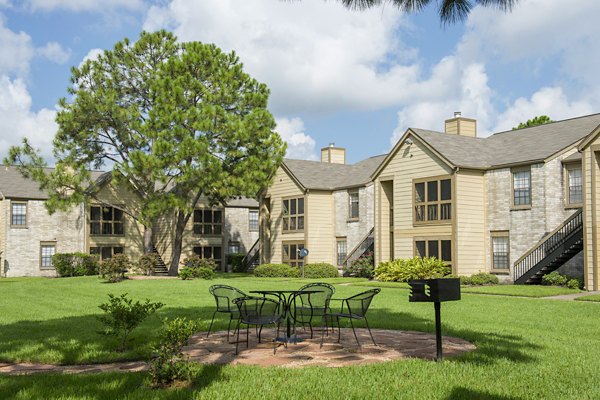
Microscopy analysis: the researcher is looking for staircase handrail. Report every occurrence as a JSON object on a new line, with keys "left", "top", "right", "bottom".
{"left": 242, "top": 239, "right": 260, "bottom": 267}
{"left": 513, "top": 209, "right": 583, "bottom": 281}
{"left": 343, "top": 227, "right": 375, "bottom": 266}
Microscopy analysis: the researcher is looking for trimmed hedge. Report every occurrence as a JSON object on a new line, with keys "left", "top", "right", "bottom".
{"left": 228, "top": 253, "right": 246, "bottom": 272}
{"left": 253, "top": 264, "right": 299, "bottom": 278}
{"left": 460, "top": 273, "right": 499, "bottom": 286}
{"left": 53, "top": 253, "right": 99, "bottom": 277}
{"left": 375, "top": 256, "right": 450, "bottom": 282}
{"left": 302, "top": 263, "right": 339, "bottom": 278}
{"left": 344, "top": 252, "right": 374, "bottom": 278}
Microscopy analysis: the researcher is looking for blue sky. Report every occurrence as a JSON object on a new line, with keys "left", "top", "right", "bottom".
{"left": 1, "top": 0, "right": 599, "bottom": 165}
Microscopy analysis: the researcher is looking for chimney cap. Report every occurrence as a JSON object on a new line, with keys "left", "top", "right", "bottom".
{"left": 329, "top": 142, "right": 335, "bottom": 147}
{"left": 454, "top": 111, "right": 462, "bottom": 118}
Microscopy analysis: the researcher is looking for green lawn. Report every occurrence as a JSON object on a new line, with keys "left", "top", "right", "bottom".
{"left": 1, "top": 275, "right": 600, "bottom": 399}
{"left": 575, "top": 294, "right": 600, "bottom": 302}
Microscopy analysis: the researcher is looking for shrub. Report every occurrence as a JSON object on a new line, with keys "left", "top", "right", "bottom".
{"left": 98, "top": 293, "right": 164, "bottom": 351}
{"left": 567, "top": 278, "right": 581, "bottom": 290}
{"left": 374, "top": 257, "right": 450, "bottom": 282}
{"left": 182, "top": 255, "right": 217, "bottom": 271}
{"left": 302, "top": 263, "right": 339, "bottom": 278}
{"left": 344, "top": 252, "right": 374, "bottom": 279}
{"left": 178, "top": 266, "right": 195, "bottom": 280}
{"left": 99, "top": 254, "right": 131, "bottom": 283}
{"left": 461, "top": 273, "right": 499, "bottom": 286}
{"left": 254, "top": 264, "right": 299, "bottom": 278}
{"left": 134, "top": 253, "right": 159, "bottom": 276}
{"left": 228, "top": 253, "right": 246, "bottom": 272}
{"left": 541, "top": 271, "right": 569, "bottom": 287}
{"left": 149, "top": 317, "right": 199, "bottom": 388}
{"left": 53, "top": 253, "right": 99, "bottom": 277}
{"left": 178, "top": 256, "right": 216, "bottom": 280}
{"left": 195, "top": 267, "right": 215, "bottom": 280}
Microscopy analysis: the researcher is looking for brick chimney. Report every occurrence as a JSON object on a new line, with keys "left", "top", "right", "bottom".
{"left": 321, "top": 143, "right": 346, "bottom": 164}
{"left": 444, "top": 112, "right": 477, "bottom": 137}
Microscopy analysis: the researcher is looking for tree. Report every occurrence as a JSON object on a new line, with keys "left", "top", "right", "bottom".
{"left": 512, "top": 115, "right": 553, "bottom": 130}
{"left": 5, "top": 30, "right": 286, "bottom": 274}
{"left": 334, "top": 0, "right": 518, "bottom": 24}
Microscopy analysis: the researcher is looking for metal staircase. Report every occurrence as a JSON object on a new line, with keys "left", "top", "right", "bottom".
{"left": 514, "top": 209, "right": 583, "bottom": 284}
{"left": 343, "top": 227, "right": 375, "bottom": 268}
{"left": 242, "top": 239, "right": 260, "bottom": 272}
{"left": 150, "top": 244, "right": 169, "bottom": 276}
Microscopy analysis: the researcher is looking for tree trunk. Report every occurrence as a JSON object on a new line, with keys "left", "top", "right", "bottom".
{"left": 143, "top": 226, "right": 154, "bottom": 255}
{"left": 169, "top": 211, "right": 187, "bottom": 276}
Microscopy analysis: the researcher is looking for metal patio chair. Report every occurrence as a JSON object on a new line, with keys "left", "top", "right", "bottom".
{"left": 233, "top": 296, "right": 286, "bottom": 355}
{"left": 207, "top": 285, "right": 247, "bottom": 341}
{"left": 291, "top": 282, "right": 335, "bottom": 338}
{"left": 320, "top": 288, "right": 381, "bottom": 348}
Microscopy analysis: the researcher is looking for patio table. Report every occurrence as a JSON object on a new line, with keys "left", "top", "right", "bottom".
{"left": 250, "top": 289, "right": 320, "bottom": 343}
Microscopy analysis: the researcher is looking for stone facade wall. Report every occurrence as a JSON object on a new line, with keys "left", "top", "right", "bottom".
{"left": 224, "top": 207, "right": 259, "bottom": 256}
{"left": 485, "top": 150, "right": 582, "bottom": 278}
{"left": 3, "top": 199, "right": 85, "bottom": 277}
{"left": 334, "top": 184, "right": 374, "bottom": 263}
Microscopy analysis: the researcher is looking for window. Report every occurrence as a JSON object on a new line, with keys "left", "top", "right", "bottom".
{"left": 90, "top": 206, "right": 124, "bottom": 235}
{"left": 228, "top": 241, "right": 241, "bottom": 254}
{"left": 282, "top": 241, "right": 305, "bottom": 267}
{"left": 40, "top": 242, "right": 56, "bottom": 269}
{"left": 348, "top": 190, "right": 359, "bottom": 220}
{"left": 249, "top": 209, "right": 259, "bottom": 231}
{"left": 90, "top": 246, "right": 123, "bottom": 261}
{"left": 491, "top": 231, "right": 510, "bottom": 271}
{"left": 11, "top": 202, "right": 27, "bottom": 226}
{"left": 282, "top": 197, "right": 304, "bottom": 232}
{"left": 566, "top": 164, "right": 583, "bottom": 206}
{"left": 414, "top": 177, "right": 452, "bottom": 224}
{"left": 193, "top": 245, "right": 222, "bottom": 265}
{"left": 337, "top": 238, "right": 347, "bottom": 266}
{"left": 414, "top": 238, "right": 452, "bottom": 267}
{"left": 193, "top": 208, "right": 223, "bottom": 235}
{"left": 512, "top": 168, "right": 531, "bottom": 207}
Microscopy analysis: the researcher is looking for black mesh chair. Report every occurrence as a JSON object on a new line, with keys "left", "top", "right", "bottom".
{"left": 291, "top": 283, "right": 335, "bottom": 338}
{"left": 207, "top": 285, "right": 247, "bottom": 341}
{"left": 233, "top": 296, "right": 285, "bottom": 355}
{"left": 320, "top": 288, "right": 381, "bottom": 348}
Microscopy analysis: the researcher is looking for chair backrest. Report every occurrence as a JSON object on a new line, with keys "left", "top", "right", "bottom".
{"left": 296, "top": 283, "right": 335, "bottom": 308}
{"left": 209, "top": 285, "right": 247, "bottom": 312}
{"left": 344, "top": 288, "right": 381, "bottom": 318}
{"left": 234, "top": 296, "right": 284, "bottom": 324}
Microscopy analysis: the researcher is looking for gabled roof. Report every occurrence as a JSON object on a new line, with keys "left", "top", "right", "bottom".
{"left": 380, "top": 113, "right": 600, "bottom": 175}
{"left": 283, "top": 154, "right": 386, "bottom": 191}
{"left": 0, "top": 165, "right": 105, "bottom": 200}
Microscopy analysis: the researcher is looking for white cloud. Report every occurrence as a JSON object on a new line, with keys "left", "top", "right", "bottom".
{"left": 275, "top": 117, "right": 317, "bottom": 160}
{"left": 78, "top": 48, "right": 103, "bottom": 67}
{"left": 37, "top": 41, "right": 71, "bottom": 64}
{"left": 0, "top": 17, "right": 34, "bottom": 76}
{"left": 143, "top": 0, "right": 424, "bottom": 115}
{"left": 0, "top": 76, "right": 57, "bottom": 161}
{"left": 25, "top": 0, "right": 143, "bottom": 13}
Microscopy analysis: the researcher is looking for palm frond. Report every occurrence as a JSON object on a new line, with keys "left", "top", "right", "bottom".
{"left": 439, "top": 0, "right": 472, "bottom": 24}
{"left": 339, "top": 0, "right": 382, "bottom": 10}
{"left": 477, "top": 0, "right": 517, "bottom": 11}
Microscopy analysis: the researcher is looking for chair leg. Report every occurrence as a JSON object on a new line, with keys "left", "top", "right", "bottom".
{"left": 227, "top": 315, "right": 233, "bottom": 342}
{"left": 337, "top": 316, "right": 341, "bottom": 343}
{"left": 364, "top": 317, "right": 377, "bottom": 346}
{"left": 246, "top": 326, "right": 250, "bottom": 348}
{"left": 320, "top": 315, "right": 327, "bottom": 348}
{"left": 258, "top": 326, "right": 263, "bottom": 343}
{"left": 207, "top": 310, "right": 218, "bottom": 337}
{"left": 235, "top": 321, "right": 241, "bottom": 355}
{"left": 349, "top": 318, "right": 360, "bottom": 348}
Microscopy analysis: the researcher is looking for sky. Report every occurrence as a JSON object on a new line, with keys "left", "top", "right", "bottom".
{"left": 1, "top": 0, "right": 600, "bottom": 165}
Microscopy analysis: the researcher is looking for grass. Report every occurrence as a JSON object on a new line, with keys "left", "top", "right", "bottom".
{"left": 1, "top": 275, "right": 600, "bottom": 399}
{"left": 575, "top": 294, "right": 600, "bottom": 302}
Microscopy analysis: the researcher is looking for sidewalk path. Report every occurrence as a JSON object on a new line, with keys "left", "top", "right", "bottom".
{"left": 542, "top": 291, "right": 600, "bottom": 300}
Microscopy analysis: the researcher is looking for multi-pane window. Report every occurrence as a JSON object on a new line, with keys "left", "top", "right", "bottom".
{"left": 193, "top": 209, "right": 223, "bottom": 235}
{"left": 193, "top": 246, "right": 222, "bottom": 266}
{"left": 491, "top": 232, "right": 510, "bottom": 270}
{"left": 566, "top": 165, "right": 583, "bottom": 206}
{"left": 90, "top": 246, "right": 123, "bottom": 261}
{"left": 249, "top": 210, "right": 259, "bottom": 231}
{"left": 282, "top": 197, "right": 304, "bottom": 232}
{"left": 414, "top": 177, "right": 452, "bottom": 224}
{"left": 228, "top": 241, "right": 241, "bottom": 254}
{"left": 90, "top": 206, "right": 124, "bottom": 235}
{"left": 348, "top": 191, "right": 359, "bottom": 220}
{"left": 512, "top": 168, "right": 531, "bottom": 207}
{"left": 337, "top": 239, "right": 347, "bottom": 266}
{"left": 40, "top": 243, "right": 56, "bottom": 269}
{"left": 415, "top": 239, "right": 452, "bottom": 267}
{"left": 11, "top": 202, "right": 27, "bottom": 226}
{"left": 282, "top": 241, "right": 305, "bottom": 267}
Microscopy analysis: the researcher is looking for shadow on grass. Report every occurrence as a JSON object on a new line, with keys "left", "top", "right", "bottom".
{"left": 446, "top": 387, "right": 524, "bottom": 400}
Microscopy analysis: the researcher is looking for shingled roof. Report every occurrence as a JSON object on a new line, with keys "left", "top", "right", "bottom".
{"left": 409, "top": 113, "right": 600, "bottom": 169}
{"left": 283, "top": 154, "right": 386, "bottom": 191}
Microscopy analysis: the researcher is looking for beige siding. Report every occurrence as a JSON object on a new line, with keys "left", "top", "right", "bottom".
{"left": 456, "top": 170, "right": 486, "bottom": 275}
{"left": 0, "top": 200, "right": 6, "bottom": 275}
{"left": 306, "top": 190, "right": 335, "bottom": 265}
{"left": 261, "top": 166, "right": 304, "bottom": 264}
{"left": 583, "top": 145, "right": 600, "bottom": 290}
{"left": 375, "top": 137, "right": 454, "bottom": 265}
